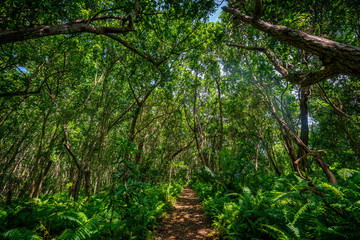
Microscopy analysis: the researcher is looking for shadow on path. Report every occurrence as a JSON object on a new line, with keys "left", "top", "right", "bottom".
{"left": 154, "top": 186, "right": 218, "bottom": 239}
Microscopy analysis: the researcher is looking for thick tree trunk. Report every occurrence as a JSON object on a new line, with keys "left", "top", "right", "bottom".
{"left": 84, "top": 169, "right": 91, "bottom": 200}
{"left": 135, "top": 139, "right": 144, "bottom": 163}
{"left": 298, "top": 86, "right": 312, "bottom": 172}
{"left": 73, "top": 168, "right": 84, "bottom": 202}
{"left": 299, "top": 87, "right": 310, "bottom": 148}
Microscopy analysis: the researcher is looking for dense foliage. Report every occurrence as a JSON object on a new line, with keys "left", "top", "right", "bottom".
{"left": 191, "top": 167, "right": 360, "bottom": 239}
{"left": 1, "top": 182, "right": 183, "bottom": 239}
{"left": 1, "top": 0, "right": 360, "bottom": 239}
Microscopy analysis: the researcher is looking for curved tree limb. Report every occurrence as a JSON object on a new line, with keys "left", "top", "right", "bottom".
{"left": 0, "top": 21, "right": 134, "bottom": 45}
{"left": 228, "top": 43, "right": 342, "bottom": 86}
{"left": 243, "top": 53, "right": 337, "bottom": 185}
{"left": 223, "top": 6, "right": 360, "bottom": 81}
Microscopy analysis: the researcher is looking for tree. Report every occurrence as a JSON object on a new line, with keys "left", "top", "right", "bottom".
{"left": 222, "top": 1, "right": 360, "bottom": 86}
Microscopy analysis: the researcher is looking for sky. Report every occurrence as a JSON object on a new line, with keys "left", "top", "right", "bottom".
{"left": 209, "top": 1, "right": 226, "bottom": 22}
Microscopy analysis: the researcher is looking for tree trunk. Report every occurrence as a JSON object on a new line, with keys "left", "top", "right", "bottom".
{"left": 244, "top": 55, "right": 337, "bottom": 184}
{"left": 298, "top": 86, "right": 312, "bottom": 172}
{"left": 128, "top": 105, "right": 142, "bottom": 143}
{"left": 260, "top": 136, "right": 281, "bottom": 176}
{"left": 64, "top": 123, "right": 84, "bottom": 201}
{"left": 216, "top": 78, "right": 224, "bottom": 172}
{"left": 281, "top": 128, "right": 297, "bottom": 171}
{"left": 255, "top": 142, "right": 260, "bottom": 171}
{"left": 84, "top": 169, "right": 91, "bottom": 200}
{"left": 33, "top": 160, "right": 53, "bottom": 198}
{"left": 73, "top": 168, "right": 84, "bottom": 202}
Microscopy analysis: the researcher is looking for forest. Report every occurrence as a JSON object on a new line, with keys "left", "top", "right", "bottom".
{"left": 0, "top": 0, "right": 360, "bottom": 239}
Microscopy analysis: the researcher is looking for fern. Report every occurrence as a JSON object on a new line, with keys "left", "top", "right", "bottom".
{"left": 3, "top": 227, "right": 42, "bottom": 240}
{"left": 313, "top": 224, "right": 347, "bottom": 239}
{"left": 321, "top": 182, "right": 345, "bottom": 198}
{"left": 261, "top": 224, "right": 291, "bottom": 240}
{"left": 286, "top": 223, "right": 300, "bottom": 238}
{"left": 292, "top": 203, "right": 310, "bottom": 225}
{"left": 337, "top": 168, "right": 359, "bottom": 180}
{"left": 54, "top": 213, "right": 102, "bottom": 240}
{"left": 53, "top": 211, "right": 88, "bottom": 227}
{"left": 54, "top": 229, "right": 75, "bottom": 240}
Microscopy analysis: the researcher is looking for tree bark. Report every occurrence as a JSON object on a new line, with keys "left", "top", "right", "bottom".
{"left": 216, "top": 78, "right": 224, "bottom": 172}
{"left": 280, "top": 128, "right": 297, "bottom": 171}
{"left": 33, "top": 160, "right": 53, "bottom": 198}
{"left": 223, "top": 6, "right": 360, "bottom": 83}
{"left": 317, "top": 84, "right": 360, "bottom": 161}
{"left": 297, "top": 86, "right": 312, "bottom": 172}
{"left": 0, "top": 17, "right": 134, "bottom": 45}
{"left": 244, "top": 54, "right": 337, "bottom": 184}
{"left": 259, "top": 135, "right": 281, "bottom": 176}
{"left": 63, "top": 123, "right": 84, "bottom": 201}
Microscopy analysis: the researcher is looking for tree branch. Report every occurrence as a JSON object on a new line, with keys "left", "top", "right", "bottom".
{"left": 107, "top": 100, "right": 136, "bottom": 133}
{"left": 63, "top": 123, "right": 81, "bottom": 169}
{"left": 0, "top": 21, "right": 134, "bottom": 45}
{"left": 229, "top": 43, "right": 341, "bottom": 86}
{"left": 228, "top": 43, "right": 289, "bottom": 76}
{"left": 223, "top": 6, "right": 360, "bottom": 79}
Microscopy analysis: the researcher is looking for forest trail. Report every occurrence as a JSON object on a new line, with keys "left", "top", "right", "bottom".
{"left": 154, "top": 186, "right": 218, "bottom": 239}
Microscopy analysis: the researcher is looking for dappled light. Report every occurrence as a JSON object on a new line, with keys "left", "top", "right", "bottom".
{"left": 155, "top": 186, "right": 216, "bottom": 239}
{"left": 1, "top": 0, "right": 360, "bottom": 239}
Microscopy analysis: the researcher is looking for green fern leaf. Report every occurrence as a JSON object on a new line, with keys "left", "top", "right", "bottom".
{"left": 54, "top": 213, "right": 101, "bottom": 240}
{"left": 74, "top": 214, "right": 101, "bottom": 239}
{"left": 54, "top": 211, "right": 88, "bottom": 227}
{"left": 3, "top": 227, "right": 42, "bottom": 240}
{"left": 54, "top": 228, "right": 75, "bottom": 240}
{"left": 337, "top": 168, "right": 358, "bottom": 180}
{"left": 292, "top": 202, "right": 310, "bottom": 225}
{"left": 322, "top": 182, "right": 345, "bottom": 198}
{"left": 286, "top": 223, "right": 300, "bottom": 238}
{"left": 261, "top": 224, "right": 290, "bottom": 240}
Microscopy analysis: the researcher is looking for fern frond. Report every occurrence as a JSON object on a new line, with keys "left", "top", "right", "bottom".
{"left": 261, "top": 224, "right": 290, "bottom": 240}
{"left": 337, "top": 168, "right": 359, "bottom": 180}
{"left": 54, "top": 211, "right": 88, "bottom": 226}
{"left": 54, "top": 228, "right": 75, "bottom": 240}
{"left": 314, "top": 225, "right": 347, "bottom": 238}
{"left": 271, "top": 191, "right": 288, "bottom": 202}
{"left": 292, "top": 202, "right": 310, "bottom": 225}
{"left": 54, "top": 213, "right": 102, "bottom": 240}
{"left": 74, "top": 214, "right": 101, "bottom": 239}
{"left": 286, "top": 223, "right": 300, "bottom": 238}
{"left": 322, "top": 182, "right": 345, "bottom": 198}
{"left": 3, "top": 227, "right": 42, "bottom": 240}
{"left": 226, "top": 192, "right": 242, "bottom": 198}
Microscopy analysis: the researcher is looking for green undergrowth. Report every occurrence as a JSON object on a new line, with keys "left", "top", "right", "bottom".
{"left": 1, "top": 138, "right": 184, "bottom": 240}
{"left": 190, "top": 168, "right": 360, "bottom": 240}
{"left": 0, "top": 183, "right": 183, "bottom": 240}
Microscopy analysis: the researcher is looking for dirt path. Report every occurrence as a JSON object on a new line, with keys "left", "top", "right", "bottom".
{"left": 154, "top": 186, "right": 217, "bottom": 240}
